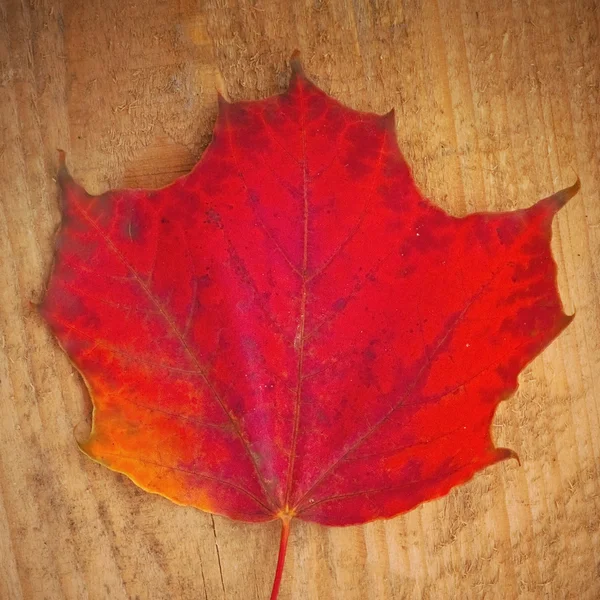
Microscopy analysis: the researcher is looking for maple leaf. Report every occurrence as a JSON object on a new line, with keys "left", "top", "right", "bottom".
{"left": 41, "top": 54, "right": 579, "bottom": 599}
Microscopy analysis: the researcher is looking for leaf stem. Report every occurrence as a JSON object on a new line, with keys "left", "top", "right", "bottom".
{"left": 270, "top": 516, "right": 292, "bottom": 600}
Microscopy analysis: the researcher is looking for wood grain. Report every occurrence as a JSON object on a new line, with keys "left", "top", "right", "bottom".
{"left": 0, "top": 0, "right": 598, "bottom": 598}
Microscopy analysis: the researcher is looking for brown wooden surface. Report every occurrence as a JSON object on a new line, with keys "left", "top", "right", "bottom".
{"left": 1, "top": 0, "right": 599, "bottom": 598}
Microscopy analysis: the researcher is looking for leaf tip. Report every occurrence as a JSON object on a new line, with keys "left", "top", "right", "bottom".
{"left": 57, "top": 149, "right": 72, "bottom": 188}
{"left": 495, "top": 446, "right": 521, "bottom": 466}
{"left": 290, "top": 49, "right": 304, "bottom": 76}
{"left": 380, "top": 108, "right": 396, "bottom": 134}
{"left": 535, "top": 176, "right": 581, "bottom": 217}
{"left": 55, "top": 150, "right": 89, "bottom": 207}
{"left": 217, "top": 91, "right": 231, "bottom": 113}
{"left": 561, "top": 310, "right": 576, "bottom": 333}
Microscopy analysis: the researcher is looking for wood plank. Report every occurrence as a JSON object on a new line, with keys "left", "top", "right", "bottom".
{"left": 0, "top": 0, "right": 598, "bottom": 598}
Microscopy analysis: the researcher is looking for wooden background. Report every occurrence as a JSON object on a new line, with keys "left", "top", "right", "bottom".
{"left": 1, "top": 0, "right": 598, "bottom": 598}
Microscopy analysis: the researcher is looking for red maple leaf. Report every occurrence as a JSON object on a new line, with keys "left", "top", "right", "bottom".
{"left": 41, "top": 55, "right": 578, "bottom": 599}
